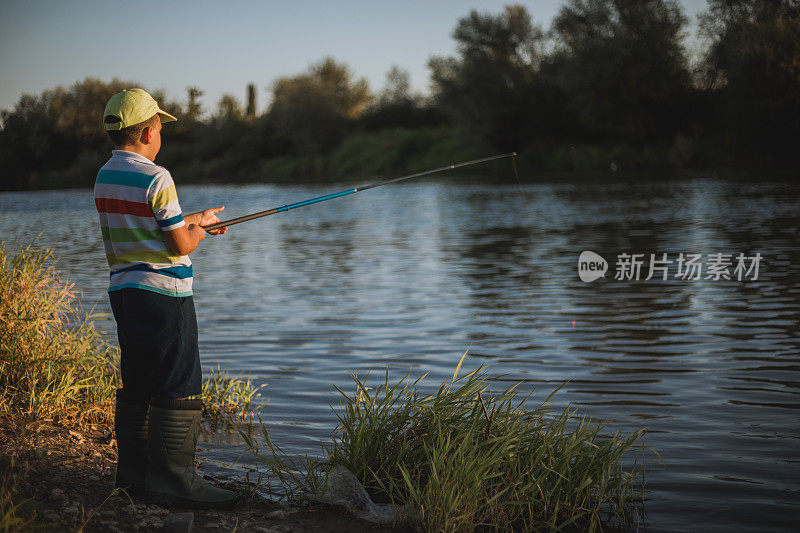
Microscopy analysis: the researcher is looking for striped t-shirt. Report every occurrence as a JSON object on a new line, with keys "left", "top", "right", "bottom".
{"left": 94, "top": 150, "right": 193, "bottom": 297}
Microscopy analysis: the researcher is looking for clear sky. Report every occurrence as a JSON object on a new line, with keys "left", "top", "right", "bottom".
{"left": 0, "top": 0, "right": 708, "bottom": 116}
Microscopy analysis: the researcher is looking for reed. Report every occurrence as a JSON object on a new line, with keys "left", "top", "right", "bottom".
{"left": 200, "top": 364, "right": 265, "bottom": 421}
{"left": 0, "top": 241, "right": 261, "bottom": 429}
{"left": 0, "top": 242, "right": 121, "bottom": 427}
{"left": 247, "top": 352, "right": 651, "bottom": 532}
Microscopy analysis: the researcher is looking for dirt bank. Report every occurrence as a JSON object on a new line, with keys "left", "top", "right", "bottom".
{"left": 1, "top": 421, "right": 409, "bottom": 532}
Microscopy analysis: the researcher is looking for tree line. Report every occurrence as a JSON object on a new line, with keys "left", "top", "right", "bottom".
{"left": 1, "top": 0, "right": 798, "bottom": 190}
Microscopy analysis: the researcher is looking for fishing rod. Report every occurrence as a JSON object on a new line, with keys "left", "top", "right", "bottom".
{"left": 201, "top": 152, "right": 517, "bottom": 231}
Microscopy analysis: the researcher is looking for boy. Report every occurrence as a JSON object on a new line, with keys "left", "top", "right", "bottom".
{"left": 95, "top": 88, "right": 236, "bottom": 509}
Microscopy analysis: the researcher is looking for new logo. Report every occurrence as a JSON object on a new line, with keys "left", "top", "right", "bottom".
{"left": 578, "top": 251, "right": 607, "bottom": 282}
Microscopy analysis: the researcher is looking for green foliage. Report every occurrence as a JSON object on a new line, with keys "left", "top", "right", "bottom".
{"left": 269, "top": 57, "right": 372, "bottom": 155}
{"left": 0, "top": 78, "right": 124, "bottom": 189}
{"left": 551, "top": 0, "right": 690, "bottom": 143}
{"left": 700, "top": 0, "right": 800, "bottom": 164}
{"left": 0, "top": 78, "right": 180, "bottom": 190}
{"left": 329, "top": 127, "right": 483, "bottom": 178}
{"left": 184, "top": 86, "right": 204, "bottom": 123}
{"left": 214, "top": 94, "right": 245, "bottom": 124}
{"left": 244, "top": 355, "right": 650, "bottom": 531}
{"left": 359, "top": 66, "right": 445, "bottom": 132}
{"left": 430, "top": 5, "right": 550, "bottom": 151}
{"left": 200, "top": 364, "right": 265, "bottom": 421}
{"left": 378, "top": 66, "right": 412, "bottom": 107}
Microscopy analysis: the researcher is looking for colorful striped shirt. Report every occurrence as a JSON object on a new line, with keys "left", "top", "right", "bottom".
{"left": 94, "top": 150, "right": 193, "bottom": 297}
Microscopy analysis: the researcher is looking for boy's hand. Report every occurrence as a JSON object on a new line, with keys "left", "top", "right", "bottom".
{"left": 199, "top": 206, "right": 228, "bottom": 235}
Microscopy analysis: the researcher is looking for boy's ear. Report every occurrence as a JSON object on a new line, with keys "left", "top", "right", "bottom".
{"left": 140, "top": 126, "right": 154, "bottom": 145}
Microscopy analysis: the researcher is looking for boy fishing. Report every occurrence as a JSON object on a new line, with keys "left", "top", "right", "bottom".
{"left": 94, "top": 88, "right": 236, "bottom": 509}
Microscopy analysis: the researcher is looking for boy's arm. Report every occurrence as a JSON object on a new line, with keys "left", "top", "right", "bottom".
{"left": 164, "top": 206, "right": 227, "bottom": 257}
{"left": 164, "top": 224, "right": 206, "bottom": 256}
{"left": 147, "top": 166, "right": 226, "bottom": 255}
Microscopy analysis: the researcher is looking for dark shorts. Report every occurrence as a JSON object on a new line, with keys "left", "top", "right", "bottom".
{"left": 109, "top": 288, "right": 202, "bottom": 401}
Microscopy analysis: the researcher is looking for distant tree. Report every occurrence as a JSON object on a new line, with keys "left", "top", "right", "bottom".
{"left": 214, "top": 94, "right": 244, "bottom": 124}
{"left": 361, "top": 66, "right": 443, "bottom": 131}
{"left": 0, "top": 77, "right": 153, "bottom": 189}
{"left": 379, "top": 66, "right": 412, "bottom": 107}
{"left": 268, "top": 57, "right": 372, "bottom": 154}
{"left": 429, "top": 5, "right": 552, "bottom": 151}
{"left": 185, "top": 86, "right": 204, "bottom": 122}
{"left": 699, "top": 0, "right": 800, "bottom": 164}
{"left": 550, "top": 0, "right": 690, "bottom": 143}
{"left": 246, "top": 83, "right": 257, "bottom": 120}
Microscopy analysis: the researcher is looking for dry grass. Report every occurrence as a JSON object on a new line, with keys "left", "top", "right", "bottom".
{"left": 0, "top": 242, "right": 120, "bottom": 429}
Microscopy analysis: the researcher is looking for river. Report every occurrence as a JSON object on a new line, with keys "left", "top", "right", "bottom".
{"left": 1, "top": 176, "right": 798, "bottom": 531}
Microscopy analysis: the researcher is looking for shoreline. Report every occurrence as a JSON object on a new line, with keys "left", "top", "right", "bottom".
{"left": 1, "top": 420, "right": 405, "bottom": 532}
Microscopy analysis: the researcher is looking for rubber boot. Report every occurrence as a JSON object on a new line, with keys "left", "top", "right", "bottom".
{"left": 145, "top": 398, "right": 238, "bottom": 509}
{"left": 113, "top": 389, "right": 150, "bottom": 496}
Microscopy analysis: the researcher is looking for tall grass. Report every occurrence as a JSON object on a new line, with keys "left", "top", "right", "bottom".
{"left": 0, "top": 241, "right": 262, "bottom": 428}
{"left": 246, "top": 353, "right": 650, "bottom": 532}
{"left": 200, "top": 364, "right": 265, "bottom": 421}
{"left": 0, "top": 242, "right": 120, "bottom": 427}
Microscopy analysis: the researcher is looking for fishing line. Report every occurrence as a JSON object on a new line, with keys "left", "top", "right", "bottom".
{"left": 202, "top": 152, "right": 518, "bottom": 231}
{"left": 510, "top": 154, "right": 530, "bottom": 207}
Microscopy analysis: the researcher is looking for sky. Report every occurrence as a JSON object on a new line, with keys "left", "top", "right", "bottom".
{"left": 0, "top": 0, "right": 708, "bottom": 116}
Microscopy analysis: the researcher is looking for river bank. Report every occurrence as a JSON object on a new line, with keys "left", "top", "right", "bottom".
{"left": 0, "top": 420, "right": 404, "bottom": 532}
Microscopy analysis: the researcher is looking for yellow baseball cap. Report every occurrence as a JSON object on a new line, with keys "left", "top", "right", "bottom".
{"left": 103, "top": 88, "right": 177, "bottom": 130}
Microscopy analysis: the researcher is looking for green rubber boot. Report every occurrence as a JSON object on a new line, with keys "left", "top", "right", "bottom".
{"left": 113, "top": 389, "right": 149, "bottom": 496}
{"left": 145, "top": 398, "right": 237, "bottom": 509}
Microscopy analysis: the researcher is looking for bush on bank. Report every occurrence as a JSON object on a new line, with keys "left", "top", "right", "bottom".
{"left": 247, "top": 353, "right": 651, "bottom": 532}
